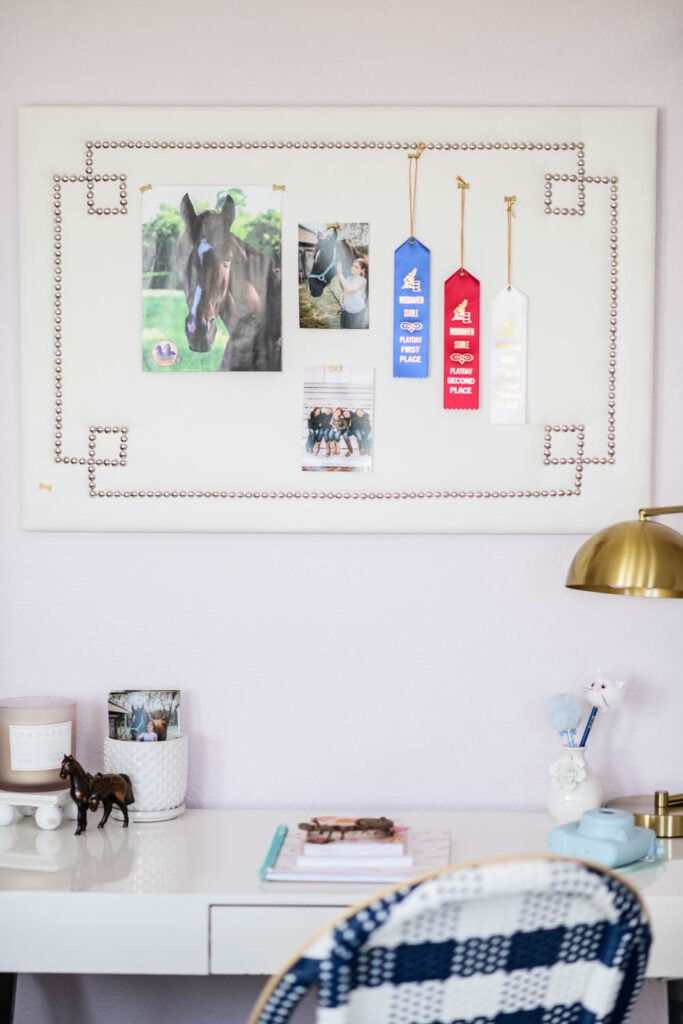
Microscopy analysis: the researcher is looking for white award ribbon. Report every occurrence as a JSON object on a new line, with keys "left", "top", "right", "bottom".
{"left": 489, "top": 284, "right": 528, "bottom": 424}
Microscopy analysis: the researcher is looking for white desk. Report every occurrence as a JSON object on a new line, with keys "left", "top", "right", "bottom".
{"left": 0, "top": 809, "right": 680, "bottom": 980}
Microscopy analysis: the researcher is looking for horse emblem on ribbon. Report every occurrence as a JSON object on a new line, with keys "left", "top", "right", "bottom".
{"left": 451, "top": 299, "right": 472, "bottom": 323}
{"left": 402, "top": 267, "right": 421, "bottom": 292}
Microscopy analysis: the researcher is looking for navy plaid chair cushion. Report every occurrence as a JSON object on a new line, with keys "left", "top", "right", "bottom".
{"left": 248, "top": 856, "right": 651, "bottom": 1024}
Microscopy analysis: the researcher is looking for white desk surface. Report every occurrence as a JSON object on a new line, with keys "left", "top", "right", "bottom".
{"left": 0, "top": 809, "right": 679, "bottom": 978}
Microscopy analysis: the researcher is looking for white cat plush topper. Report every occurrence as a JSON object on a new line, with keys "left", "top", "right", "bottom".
{"left": 583, "top": 672, "right": 626, "bottom": 710}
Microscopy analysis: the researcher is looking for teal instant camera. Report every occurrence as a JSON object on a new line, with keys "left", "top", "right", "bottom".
{"left": 548, "top": 807, "right": 660, "bottom": 868}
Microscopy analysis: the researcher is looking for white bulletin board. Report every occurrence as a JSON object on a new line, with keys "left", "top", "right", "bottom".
{"left": 19, "top": 106, "right": 656, "bottom": 533}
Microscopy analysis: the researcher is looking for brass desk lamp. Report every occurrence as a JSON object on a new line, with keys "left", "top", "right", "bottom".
{"left": 566, "top": 504, "right": 683, "bottom": 598}
{"left": 566, "top": 505, "right": 683, "bottom": 836}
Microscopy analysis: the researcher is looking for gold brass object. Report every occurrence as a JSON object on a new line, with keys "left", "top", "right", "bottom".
{"left": 607, "top": 791, "right": 683, "bottom": 838}
{"left": 566, "top": 504, "right": 683, "bottom": 597}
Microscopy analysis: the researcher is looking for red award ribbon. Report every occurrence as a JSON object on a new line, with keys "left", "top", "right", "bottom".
{"left": 443, "top": 177, "right": 479, "bottom": 410}
{"left": 444, "top": 269, "right": 480, "bottom": 409}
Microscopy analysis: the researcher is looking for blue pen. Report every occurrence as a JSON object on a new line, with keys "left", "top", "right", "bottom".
{"left": 259, "top": 824, "right": 288, "bottom": 881}
{"left": 579, "top": 707, "right": 598, "bottom": 747}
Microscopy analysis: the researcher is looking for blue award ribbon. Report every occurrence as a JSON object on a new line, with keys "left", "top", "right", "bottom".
{"left": 393, "top": 238, "right": 430, "bottom": 378}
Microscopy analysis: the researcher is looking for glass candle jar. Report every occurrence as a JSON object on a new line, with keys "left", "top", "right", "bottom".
{"left": 0, "top": 697, "right": 77, "bottom": 792}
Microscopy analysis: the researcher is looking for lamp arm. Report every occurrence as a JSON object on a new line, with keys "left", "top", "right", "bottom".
{"left": 655, "top": 790, "right": 683, "bottom": 812}
{"left": 638, "top": 505, "right": 683, "bottom": 521}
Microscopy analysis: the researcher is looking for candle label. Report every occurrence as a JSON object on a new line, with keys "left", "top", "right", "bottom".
{"left": 9, "top": 721, "right": 73, "bottom": 771}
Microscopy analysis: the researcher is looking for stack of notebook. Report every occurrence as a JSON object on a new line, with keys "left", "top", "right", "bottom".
{"left": 261, "top": 818, "right": 451, "bottom": 883}
{"left": 298, "top": 820, "right": 412, "bottom": 869}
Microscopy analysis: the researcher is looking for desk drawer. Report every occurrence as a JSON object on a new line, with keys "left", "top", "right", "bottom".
{"left": 210, "top": 905, "right": 345, "bottom": 974}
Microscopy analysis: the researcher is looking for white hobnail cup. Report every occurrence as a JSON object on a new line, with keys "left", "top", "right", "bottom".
{"left": 103, "top": 735, "right": 188, "bottom": 820}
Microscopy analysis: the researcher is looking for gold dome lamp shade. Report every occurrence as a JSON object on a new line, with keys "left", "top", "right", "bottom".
{"left": 566, "top": 504, "right": 683, "bottom": 598}
{"left": 567, "top": 505, "right": 683, "bottom": 836}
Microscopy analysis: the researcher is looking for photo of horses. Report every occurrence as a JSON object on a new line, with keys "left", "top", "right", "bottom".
{"left": 108, "top": 689, "right": 181, "bottom": 742}
{"left": 142, "top": 185, "right": 282, "bottom": 372}
{"left": 302, "top": 366, "right": 374, "bottom": 473}
{"left": 298, "top": 222, "right": 369, "bottom": 330}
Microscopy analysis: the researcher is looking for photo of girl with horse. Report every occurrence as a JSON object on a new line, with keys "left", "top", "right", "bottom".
{"left": 298, "top": 222, "right": 369, "bottom": 329}
{"left": 108, "top": 689, "right": 180, "bottom": 742}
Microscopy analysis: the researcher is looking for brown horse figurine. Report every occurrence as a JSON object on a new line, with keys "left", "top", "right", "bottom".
{"left": 59, "top": 754, "right": 93, "bottom": 835}
{"left": 88, "top": 771, "right": 135, "bottom": 829}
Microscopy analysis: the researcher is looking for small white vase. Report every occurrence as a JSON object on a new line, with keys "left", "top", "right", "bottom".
{"left": 547, "top": 746, "right": 603, "bottom": 823}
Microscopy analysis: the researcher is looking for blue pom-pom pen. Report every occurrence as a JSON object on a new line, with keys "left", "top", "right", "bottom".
{"left": 544, "top": 693, "right": 583, "bottom": 748}
{"left": 579, "top": 706, "right": 598, "bottom": 747}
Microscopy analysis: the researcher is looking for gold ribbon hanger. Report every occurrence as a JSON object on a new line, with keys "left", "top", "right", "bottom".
{"left": 456, "top": 176, "right": 470, "bottom": 275}
{"left": 407, "top": 142, "right": 426, "bottom": 242}
{"left": 505, "top": 195, "right": 517, "bottom": 290}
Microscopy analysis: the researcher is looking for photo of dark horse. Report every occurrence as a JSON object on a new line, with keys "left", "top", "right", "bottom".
{"left": 177, "top": 193, "right": 282, "bottom": 371}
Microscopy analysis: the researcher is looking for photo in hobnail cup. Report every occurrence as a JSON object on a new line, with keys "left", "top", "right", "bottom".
{"left": 107, "top": 690, "right": 180, "bottom": 742}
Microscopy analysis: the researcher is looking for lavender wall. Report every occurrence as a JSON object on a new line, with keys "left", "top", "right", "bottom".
{"left": 1, "top": 1, "right": 681, "bottom": 1020}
